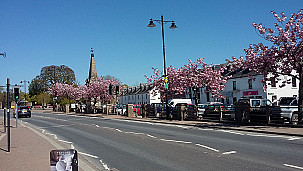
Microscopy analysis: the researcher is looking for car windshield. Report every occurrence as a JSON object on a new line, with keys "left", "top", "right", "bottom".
{"left": 280, "top": 98, "right": 297, "bottom": 106}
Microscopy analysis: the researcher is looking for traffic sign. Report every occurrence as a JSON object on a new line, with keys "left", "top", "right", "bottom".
{"left": 164, "top": 83, "right": 168, "bottom": 89}
{"left": 162, "top": 77, "right": 168, "bottom": 83}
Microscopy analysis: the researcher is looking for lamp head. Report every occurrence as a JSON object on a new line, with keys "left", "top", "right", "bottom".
{"left": 169, "top": 21, "right": 177, "bottom": 29}
{"left": 147, "top": 19, "right": 156, "bottom": 28}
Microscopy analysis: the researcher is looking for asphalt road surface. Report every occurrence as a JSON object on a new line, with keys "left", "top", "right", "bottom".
{"left": 18, "top": 111, "right": 303, "bottom": 171}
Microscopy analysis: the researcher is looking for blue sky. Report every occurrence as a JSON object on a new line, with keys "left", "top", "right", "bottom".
{"left": 0, "top": 0, "right": 302, "bottom": 92}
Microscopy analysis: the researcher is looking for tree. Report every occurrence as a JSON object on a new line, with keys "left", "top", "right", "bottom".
{"left": 86, "top": 76, "right": 121, "bottom": 104}
{"left": 41, "top": 65, "right": 76, "bottom": 85}
{"left": 227, "top": 9, "right": 303, "bottom": 123}
{"left": 29, "top": 76, "right": 46, "bottom": 96}
{"left": 29, "top": 65, "right": 76, "bottom": 96}
{"left": 36, "top": 92, "right": 52, "bottom": 106}
{"left": 146, "top": 58, "right": 229, "bottom": 101}
{"left": 49, "top": 76, "right": 122, "bottom": 105}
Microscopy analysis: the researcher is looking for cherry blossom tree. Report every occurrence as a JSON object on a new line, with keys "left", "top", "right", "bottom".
{"left": 86, "top": 76, "right": 121, "bottom": 104}
{"left": 146, "top": 58, "right": 230, "bottom": 101}
{"left": 227, "top": 9, "right": 303, "bottom": 123}
{"left": 49, "top": 76, "right": 122, "bottom": 105}
{"left": 49, "top": 83, "right": 85, "bottom": 103}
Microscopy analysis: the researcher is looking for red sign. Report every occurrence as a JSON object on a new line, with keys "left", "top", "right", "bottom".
{"left": 243, "top": 91, "right": 258, "bottom": 96}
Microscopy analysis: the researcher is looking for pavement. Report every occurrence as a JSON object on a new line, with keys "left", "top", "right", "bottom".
{"left": 0, "top": 108, "right": 302, "bottom": 171}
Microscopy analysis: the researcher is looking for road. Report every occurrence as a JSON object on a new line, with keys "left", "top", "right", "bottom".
{"left": 19, "top": 111, "right": 303, "bottom": 171}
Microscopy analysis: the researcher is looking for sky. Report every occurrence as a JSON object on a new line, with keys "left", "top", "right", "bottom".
{"left": 0, "top": 0, "right": 302, "bottom": 92}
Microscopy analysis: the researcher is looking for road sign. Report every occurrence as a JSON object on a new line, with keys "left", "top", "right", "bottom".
{"left": 163, "top": 77, "right": 168, "bottom": 83}
{"left": 164, "top": 83, "right": 168, "bottom": 89}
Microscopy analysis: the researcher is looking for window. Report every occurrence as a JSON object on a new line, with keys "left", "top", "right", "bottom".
{"left": 292, "top": 77, "right": 297, "bottom": 87}
{"left": 252, "top": 100, "right": 260, "bottom": 107}
{"left": 248, "top": 79, "right": 252, "bottom": 89}
{"left": 146, "top": 94, "right": 148, "bottom": 99}
{"left": 233, "top": 81, "right": 236, "bottom": 90}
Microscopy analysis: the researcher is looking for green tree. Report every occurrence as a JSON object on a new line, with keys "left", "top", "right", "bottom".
{"left": 29, "top": 65, "right": 76, "bottom": 96}
{"left": 36, "top": 92, "right": 52, "bottom": 106}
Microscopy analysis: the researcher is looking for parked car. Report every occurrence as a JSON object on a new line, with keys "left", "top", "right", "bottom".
{"left": 197, "top": 104, "right": 208, "bottom": 119}
{"left": 133, "top": 104, "right": 141, "bottom": 115}
{"left": 117, "top": 105, "right": 126, "bottom": 115}
{"left": 222, "top": 104, "right": 235, "bottom": 120}
{"left": 168, "top": 99, "right": 192, "bottom": 108}
{"left": 238, "top": 98, "right": 271, "bottom": 108}
{"left": 16, "top": 106, "right": 31, "bottom": 118}
{"left": 186, "top": 104, "right": 197, "bottom": 120}
{"left": 237, "top": 98, "right": 271, "bottom": 122}
{"left": 271, "top": 97, "right": 299, "bottom": 125}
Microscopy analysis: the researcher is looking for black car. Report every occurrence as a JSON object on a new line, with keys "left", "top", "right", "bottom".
{"left": 17, "top": 106, "right": 31, "bottom": 118}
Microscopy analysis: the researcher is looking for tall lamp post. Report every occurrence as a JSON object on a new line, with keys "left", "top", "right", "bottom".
{"left": 147, "top": 15, "right": 177, "bottom": 119}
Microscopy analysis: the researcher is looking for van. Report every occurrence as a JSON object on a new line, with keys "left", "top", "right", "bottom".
{"left": 168, "top": 99, "right": 192, "bottom": 108}
{"left": 238, "top": 98, "right": 271, "bottom": 107}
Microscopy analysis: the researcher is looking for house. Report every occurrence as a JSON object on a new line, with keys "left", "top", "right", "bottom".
{"left": 189, "top": 67, "right": 299, "bottom": 105}
{"left": 119, "top": 83, "right": 161, "bottom": 105}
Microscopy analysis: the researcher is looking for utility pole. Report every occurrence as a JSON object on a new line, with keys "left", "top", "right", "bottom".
{"left": 7, "top": 78, "right": 10, "bottom": 152}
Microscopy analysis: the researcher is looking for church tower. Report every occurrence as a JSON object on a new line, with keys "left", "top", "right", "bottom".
{"left": 87, "top": 48, "right": 98, "bottom": 84}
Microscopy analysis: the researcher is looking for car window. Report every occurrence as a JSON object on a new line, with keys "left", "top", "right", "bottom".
{"left": 251, "top": 100, "right": 260, "bottom": 106}
{"left": 261, "top": 100, "right": 270, "bottom": 106}
{"left": 280, "top": 98, "right": 295, "bottom": 105}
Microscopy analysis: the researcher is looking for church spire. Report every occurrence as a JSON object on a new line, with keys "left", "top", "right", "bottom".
{"left": 88, "top": 48, "right": 98, "bottom": 83}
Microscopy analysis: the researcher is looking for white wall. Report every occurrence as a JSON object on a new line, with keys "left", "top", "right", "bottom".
{"left": 118, "top": 88, "right": 161, "bottom": 105}
{"left": 198, "top": 74, "right": 299, "bottom": 105}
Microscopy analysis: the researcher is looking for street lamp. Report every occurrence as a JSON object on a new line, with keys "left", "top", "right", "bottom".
{"left": 147, "top": 15, "right": 177, "bottom": 119}
{"left": 0, "top": 52, "right": 6, "bottom": 58}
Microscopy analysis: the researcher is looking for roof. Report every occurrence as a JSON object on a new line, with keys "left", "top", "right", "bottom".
{"left": 123, "top": 84, "right": 153, "bottom": 95}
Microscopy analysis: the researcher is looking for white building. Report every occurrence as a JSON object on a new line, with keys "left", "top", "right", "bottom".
{"left": 191, "top": 68, "right": 299, "bottom": 105}
{"left": 119, "top": 83, "right": 161, "bottom": 105}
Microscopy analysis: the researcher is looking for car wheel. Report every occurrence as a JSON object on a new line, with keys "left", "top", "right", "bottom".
{"left": 291, "top": 113, "right": 298, "bottom": 125}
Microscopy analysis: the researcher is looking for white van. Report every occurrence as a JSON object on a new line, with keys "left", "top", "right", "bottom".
{"left": 168, "top": 99, "right": 192, "bottom": 108}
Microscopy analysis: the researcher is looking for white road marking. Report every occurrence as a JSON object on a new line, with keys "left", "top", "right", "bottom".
{"left": 160, "top": 139, "right": 192, "bottom": 144}
{"left": 102, "top": 127, "right": 115, "bottom": 130}
{"left": 58, "top": 139, "right": 73, "bottom": 144}
{"left": 287, "top": 137, "right": 301, "bottom": 141}
{"left": 146, "top": 134, "right": 157, "bottom": 138}
{"left": 196, "top": 144, "right": 220, "bottom": 152}
{"left": 175, "top": 125, "right": 190, "bottom": 129}
{"left": 220, "top": 130, "right": 244, "bottom": 135}
{"left": 133, "top": 132, "right": 145, "bottom": 135}
{"left": 89, "top": 117, "right": 99, "bottom": 119}
{"left": 44, "top": 132, "right": 57, "bottom": 139}
{"left": 115, "top": 129, "right": 122, "bottom": 132}
{"left": 283, "top": 164, "right": 303, "bottom": 170}
{"left": 78, "top": 152, "right": 99, "bottom": 159}
{"left": 222, "top": 151, "right": 237, "bottom": 155}
{"left": 100, "top": 159, "right": 110, "bottom": 170}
